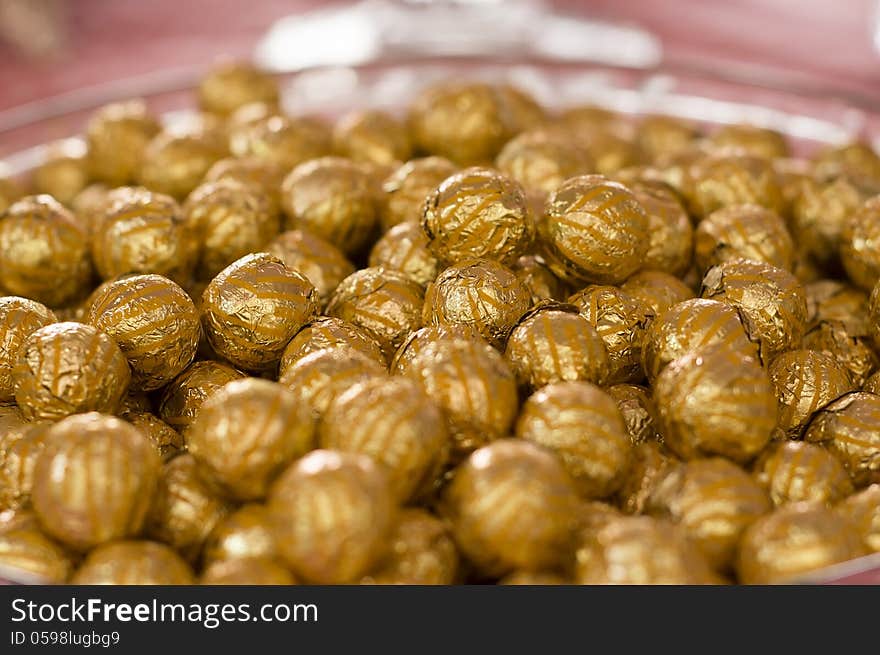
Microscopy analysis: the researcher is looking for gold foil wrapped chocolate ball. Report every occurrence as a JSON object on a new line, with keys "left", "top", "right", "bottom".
{"left": 31, "top": 413, "right": 160, "bottom": 551}
{"left": 804, "top": 391, "right": 880, "bottom": 487}
{"left": 635, "top": 115, "right": 700, "bottom": 163}
{"left": 654, "top": 344, "right": 776, "bottom": 463}
{"left": 813, "top": 141, "right": 880, "bottom": 192}
{"left": 807, "top": 279, "right": 872, "bottom": 334}
{"left": 146, "top": 453, "right": 230, "bottom": 562}
{"left": 380, "top": 156, "right": 458, "bottom": 231}
{"left": 768, "top": 349, "right": 855, "bottom": 439}
{"left": 511, "top": 254, "right": 567, "bottom": 304}
{"left": 198, "top": 61, "right": 279, "bottom": 117}
{"left": 701, "top": 258, "right": 808, "bottom": 362}
{"left": 495, "top": 129, "right": 593, "bottom": 197}
{"left": 792, "top": 176, "right": 863, "bottom": 266}
{"left": 123, "top": 412, "right": 184, "bottom": 462}
{"left": 0, "top": 405, "right": 29, "bottom": 462}
{"left": 361, "top": 508, "right": 458, "bottom": 585}
{"left": 158, "top": 359, "right": 245, "bottom": 433}
{"left": 189, "top": 378, "right": 315, "bottom": 501}
{"left": 516, "top": 381, "right": 632, "bottom": 499}
{"left": 575, "top": 515, "right": 714, "bottom": 584}
{"left": 279, "top": 348, "right": 387, "bottom": 418}
{"left": 184, "top": 178, "right": 281, "bottom": 280}
{"left": 389, "top": 324, "right": 482, "bottom": 375}
{"left": 0, "top": 422, "right": 52, "bottom": 511}
{"left": 0, "top": 195, "right": 92, "bottom": 306}
{"left": 281, "top": 317, "right": 386, "bottom": 373}
{"left": 540, "top": 174, "right": 649, "bottom": 285}
{"left": 33, "top": 140, "right": 90, "bottom": 206}
{"left": 369, "top": 220, "right": 442, "bottom": 288}
{"left": 694, "top": 204, "right": 794, "bottom": 273}
{"left": 803, "top": 320, "right": 878, "bottom": 388}
{"left": 320, "top": 377, "right": 448, "bottom": 502}
{"left": 280, "top": 156, "right": 378, "bottom": 256}
{"left": 268, "top": 449, "right": 397, "bottom": 584}
{"left": 86, "top": 100, "right": 160, "bottom": 186}
{"left": 708, "top": 124, "right": 789, "bottom": 160}
{"left": 203, "top": 504, "right": 279, "bottom": 565}
{"left": 0, "top": 523, "right": 73, "bottom": 584}
{"left": 91, "top": 186, "right": 196, "bottom": 283}
{"left": 204, "top": 156, "right": 285, "bottom": 213}
{"left": 86, "top": 274, "right": 200, "bottom": 390}
{"left": 0, "top": 297, "right": 56, "bottom": 403}
{"left": 630, "top": 181, "right": 694, "bottom": 277}
{"left": 614, "top": 441, "right": 676, "bottom": 514}
{"left": 687, "top": 151, "right": 784, "bottom": 219}
{"left": 402, "top": 336, "right": 517, "bottom": 459}
{"left": 421, "top": 167, "right": 533, "bottom": 266}
{"left": 201, "top": 252, "right": 319, "bottom": 371}
{"left": 646, "top": 458, "right": 771, "bottom": 571}
{"left": 424, "top": 258, "right": 530, "bottom": 349}
{"left": 754, "top": 441, "right": 853, "bottom": 507}
{"left": 327, "top": 267, "right": 424, "bottom": 358}
{"left": 607, "top": 384, "right": 662, "bottom": 447}
{"left": 841, "top": 196, "right": 880, "bottom": 292}
{"left": 229, "top": 114, "right": 332, "bottom": 170}
{"left": 201, "top": 557, "right": 296, "bottom": 585}
{"left": 333, "top": 109, "right": 412, "bottom": 166}
{"left": 736, "top": 502, "right": 866, "bottom": 584}
{"left": 567, "top": 285, "right": 654, "bottom": 384}
{"left": 137, "top": 125, "right": 227, "bottom": 200}
{"left": 265, "top": 229, "right": 355, "bottom": 307}
{"left": 837, "top": 484, "right": 880, "bottom": 552}
{"left": 441, "top": 439, "right": 578, "bottom": 577}
{"left": 620, "top": 270, "right": 694, "bottom": 316}
{"left": 71, "top": 540, "right": 195, "bottom": 585}
{"left": 504, "top": 304, "right": 609, "bottom": 390}
{"left": 14, "top": 322, "right": 130, "bottom": 420}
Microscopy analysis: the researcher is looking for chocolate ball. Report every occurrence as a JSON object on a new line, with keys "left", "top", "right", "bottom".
{"left": 754, "top": 441, "right": 853, "bottom": 507}
{"left": 807, "top": 279, "right": 872, "bottom": 333}
{"left": 91, "top": 186, "right": 196, "bottom": 283}
{"left": 158, "top": 360, "right": 245, "bottom": 433}
{"left": 630, "top": 181, "right": 693, "bottom": 277}
{"left": 14, "top": 322, "right": 130, "bottom": 420}
{"left": 620, "top": 270, "right": 694, "bottom": 316}
{"left": 614, "top": 441, "right": 676, "bottom": 514}
{"left": 0, "top": 297, "right": 56, "bottom": 403}
{"left": 268, "top": 449, "right": 396, "bottom": 584}
{"left": 792, "top": 176, "right": 863, "bottom": 266}
{"left": 567, "top": 285, "right": 654, "bottom": 384}
{"left": 86, "top": 274, "right": 200, "bottom": 390}
{"left": 402, "top": 336, "right": 517, "bottom": 459}
{"left": 201, "top": 557, "right": 295, "bottom": 585}
{"left": 201, "top": 252, "right": 319, "bottom": 371}
{"left": 380, "top": 156, "right": 458, "bottom": 231}
{"left": 123, "top": 412, "right": 184, "bottom": 462}
{"left": 540, "top": 175, "right": 649, "bottom": 285}
{"left": 230, "top": 114, "right": 332, "bottom": 170}
{"left": 441, "top": 439, "right": 578, "bottom": 577}
{"left": 695, "top": 204, "right": 794, "bottom": 273}
{"left": 86, "top": 100, "right": 160, "bottom": 186}
{"left": 188, "top": 378, "right": 315, "bottom": 501}
{"left": 203, "top": 504, "right": 279, "bottom": 565}
{"left": 804, "top": 321, "right": 878, "bottom": 388}
{"left": 33, "top": 140, "right": 90, "bottom": 206}
{"left": 607, "top": 384, "right": 662, "bottom": 447}
{"left": 804, "top": 391, "right": 880, "bottom": 487}
{"left": 687, "top": 152, "right": 784, "bottom": 219}
{"left": 369, "top": 220, "right": 441, "bottom": 288}
{"left": 736, "top": 502, "right": 866, "bottom": 584}
{"left": 280, "top": 156, "right": 378, "bottom": 256}
{"left": 145, "top": 453, "right": 231, "bottom": 562}
{"left": 504, "top": 304, "right": 609, "bottom": 390}
{"left": 707, "top": 125, "right": 789, "bottom": 159}
{"left": 280, "top": 317, "right": 386, "bottom": 374}
{"left": 511, "top": 254, "right": 567, "bottom": 305}
{"left": 198, "top": 61, "right": 279, "bottom": 117}
{"left": 360, "top": 508, "right": 458, "bottom": 585}
{"left": 389, "top": 324, "right": 483, "bottom": 375}
{"left": 333, "top": 109, "right": 412, "bottom": 166}
{"left": 636, "top": 115, "right": 700, "bottom": 163}
{"left": 654, "top": 343, "right": 776, "bottom": 463}
{"left": 265, "top": 229, "right": 355, "bottom": 308}
{"left": 71, "top": 540, "right": 195, "bottom": 585}
{"left": 701, "top": 258, "right": 808, "bottom": 362}
{"left": 203, "top": 156, "right": 286, "bottom": 215}
{"left": 0, "top": 524, "right": 73, "bottom": 584}
{"left": 768, "top": 349, "right": 855, "bottom": 439}
{"left": 319, "top": 377, "right": 448, "bottom": 502}
{"left": 516, "top": 381, "right": 632, "bottom": 499}
{"left": 813, "top": 141, "right": 880, "bottom": 192}
{"left": 0, "top": 422, "right": 52, "bottom": 510}
{"left": 836, "top": 484, "right": 880, "bottom": 552}
{"left": 137, "top": 127, "right": 226, "bottom": 200}
{"left": 841, "top": 196, "right": 880, "bottom": 292}
{"left": 0, "top": 405, "right": 29, "bottom": 464}
{"left": 424, "top": 258, "right": 530, "bottom": 349}
{"left": 0, "top": 195, "right": 92, "bottom": 306}
{"left": 32, "top": 413, "right": 160, "bottom": 550}
{"left": 495, "top": 129, "right": 593, "bottom": 197}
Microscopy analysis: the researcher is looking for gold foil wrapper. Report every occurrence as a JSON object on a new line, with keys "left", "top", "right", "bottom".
{"left": 440, "top": 439, "right": 578, "bottom": 577}
{"left": 567, "top": 285, "right": 654, "bottom": 384}
{"left": 229, "top": 114, "right": 332, "bottom": 170}
{"left": 700, "top": 258, "right": 808, "bottom": 363}
{"left": 137, "top": 128, "right": 227, "bottom": 200}
{"left": 792, "top": 176, "right": 863, "bottom": 266}
{"left": 380, "top": 156, "right": 458, "bottom": 231}
{"left": 280, "top": 316, "right": 386, "bottom": 374}
{"left": 123, "top": 412, "right": 184, "bottom": 462}
{"left": 630, "top": 181, "right": 693, "bottom": 277}
{"left": 768, "top": 349, "right": 855, "bottom": 439}
{"left": 86, "top": 274, "right": 200, "bottom": 391}
{"left": 504, "top": 304, "right": 609, "bottom": 390}
{"left": 197, "top": 61, "right": 279, "bottom": 117}
{"left": 806, "top": 319, "right": 880, "bottom": 388}
{"left": 188, "top": 378, "right": 315, "bottom": 501}
{"left": 31, "top": 413, "right": 160, "bottom": 551}
{"left": 654, "top": 344, "right": 776, "bottom": 463}
{"left": 635, "top": 115, "right": 700, "bottom": 163}
{"left": 86, "top": 100, "right": 160, "bottom": 186}
{"left": 865, "top": 370, "right": 880, "bottom": 394}
{"left": 841, "top": 196, "right": 880, "bottom": 292}
{"left": 495, "top": 129, "right": 593, "bottom": 198}
{"left": 694, "top": 204, "right": 794, "bottom": 273}
{"left": 201, "top": 252, "right": 319, "bottom": 371}
{"left": 389, "top": 324, "right": 483, "bottom": 375}
{"left": 158, "top": 360, "right": 245, "bottom": 434}
{"left": 511, "top": 254, "right": 567, "bottom": 305}
{"left": 33, "top": 141, "right": 90, "bottom": 206}
{"left": 268, "top": 450, "right": 397, "bottom": 584}
{"left": 422, "top": 167, "right": 533, "bottom": 266}
{"left": 0, "top": 195, "right": 92, "bottom": 306}
{"left": 807, "top": 279, "right": 871, "bottom": 334}
{"left": 754, "top": 441, "right": 853, "bottom": 507}
{"left": 540, "top": 175, "right": 649, "bottom": 285}
{"left": 203, "top": 504, "right": 280, "bottom": 566}
{"left": 91, "top": 186, "right": 196, "bottom": 284}
{"left": 614, "top": 441, "right": 676, "bottom": 514}
{"left": 333, "top": 109, "right": 412, "bottom": 166}
{"left": 402, "top": 336, "right": 518, "bottom": 459}
{"left": 320, "top": 377, "right": 448, "bottom": 502}
{"left": 0, "top": 422, "right": 52, "bottom": 511}
{"left": 71, "top": 540, "right": 195, "bottom": 585}
{"left": 424, "top": 258, "right": 530, "bottom": 349}
{"left": 204, "top": 156, "right": 286, "bottom": 214}
{"left": 360, "top": 508, "right": 458, "bottom": 585}
{"left": 646, "top": 458, "right": 771, "bottom": 571}
{"left": 14, "top": 322, "right": 130, "bottom": 420}
{"left": 813, "top": 141, "right": 880, "bottom": 192}
{"left": 0, "top": 297, "right": 57, "bottom": 403}
{"left": 0, "top": 405, "right": 29, "bottom": 468}
{"left": 607, "top": 384, "right": 662, "bottom": 447}
{"left": 707, "top": 125, "right": 789, "bottom": 160}
{"left": 265, "top": 229, "right": 355, "bottom": 308}
{"left": 736, "top": 502, "right": 866, "bottom": 584}
{"left": 369, "top": 220, "right": 442, "bottom": 288}
{"left": 201, "top": 557, "right": 296, "bottom": 585}
{"left": 0, "top": 524, "right": 74, "bottom": 584}
{"left": 516, "top": 381, "right": 632, "bottom": 499}
{"left": 836, "top": 484, "right": 880, "bottom": 552}
{"left": 620, "top": 270, "right": 694, "bottom": 316}
{"left": 804, "top": 391, "right": 880, "bottom": 487}
{"left": 687, "top": 151, "right": 784, "bottom": 219}
{"left": 280, "top": 156, "right": 378, "bottom": 256}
